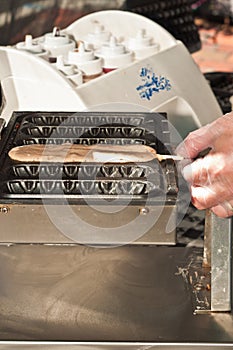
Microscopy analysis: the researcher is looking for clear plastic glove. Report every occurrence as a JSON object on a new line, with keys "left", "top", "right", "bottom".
{"left": 176, "top": 112, "right": 233, "bottom": 217}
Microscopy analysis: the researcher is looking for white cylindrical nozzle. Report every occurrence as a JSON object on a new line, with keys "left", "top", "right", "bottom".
{"left": 94, "top": 22, "right": 103, "bottom": 34}
{"left": 16, "top": 34, "right": 47, "bottom": 56}
{"left": 44, "top": 27, "right": 70, "bottom": 46}
{"left": 25, "top": 34, "right": 33, "bottom": 47}
{"left": 78, "top": 41, "right": 85, "bottom": 54}
{"left": 101, "top": 36, "right": 125, "bottom": 56}
{"left": 95, "top": 36, "right": 133, "bottom": 70}
{"left": 54, "top": 55, "right": 83, "bottom": 85}
{"left": 85, "top": 21, "right": 111, "bottom": 49}
{"left": 68, "top": 42, "right": 103, "bottom": 79}
{"left": 56, "top": 55, "right": 75, "bottom": 75}
{"left": 127, "top": 29, "right": 160, "bottom": 59}
{"left": 68, "top": 41, "right": 95, "bottom": 64}
{"left": 42, "top": 27, "right": 76, "bottom": 58}
{"left": 53, "top": 27, "right": 61, "bottom": 37}
{"left": 135, "top": 29, "right": 152, "bottom": 47}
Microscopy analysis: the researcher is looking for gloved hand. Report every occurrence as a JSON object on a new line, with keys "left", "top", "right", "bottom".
{"left": 176, "top": 111, "right": 233, "bottom": 217}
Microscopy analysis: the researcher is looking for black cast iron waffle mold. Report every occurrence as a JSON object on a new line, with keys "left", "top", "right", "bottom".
{"left": 0, "top": 111, "right": 178, "bottom": 204}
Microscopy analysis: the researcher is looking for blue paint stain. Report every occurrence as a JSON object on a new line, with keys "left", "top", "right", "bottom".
{"left": 136, "top": 67, "right": 172, "bottom": 101}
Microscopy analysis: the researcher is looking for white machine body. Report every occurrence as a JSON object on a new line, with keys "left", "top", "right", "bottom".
{"left": 0, "top": 10, "right": 222, "bottom": 138}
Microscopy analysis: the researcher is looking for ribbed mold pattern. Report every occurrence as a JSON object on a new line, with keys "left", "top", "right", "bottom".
{"left": 0, "top": 111, "right": 178, "bottom": 202}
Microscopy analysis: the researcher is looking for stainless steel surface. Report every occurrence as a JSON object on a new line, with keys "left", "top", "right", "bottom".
{"left": 0, "top": 111, "right": 232, "bottom": 347}
{"left": 210, "top": 213, "right": 232, "bottom": 311}
{"left": 178, "top": 208, "right": 233, "bottom": 315}
{"left": 0, "top": 342, "right": 233, "bottom": 349}
{"left": 0, "top": 111, "right": 178, "bottom": 245}
{"left": 0, "top": 245, "right": 233, "bottom": 344}
{"left": 203, "top": 209, "right": 211, "bottom": 268}
{"left": 0, "top": 203, "right": 176, "bottom": 245}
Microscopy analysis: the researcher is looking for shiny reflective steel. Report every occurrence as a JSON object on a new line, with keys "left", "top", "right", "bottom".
{"left": 0, "top": 111, "right": 178, "bottom": 246}
{"left": 0, "top": 342, "right": 233, "bottom": 349}
{"left": 191, "top": 210, "right": 232, "bottom": 313}
{"left": 0, "top": 245, "right": 233, "bottom": 346}
{"left": 210, "top": 212, "right": 232, "bottom": 311}
{"left": 0, "top": 203, "right": 176, "bottom": 245}
{"left": 0, "top": 112, "right": 232, "bottom": 348}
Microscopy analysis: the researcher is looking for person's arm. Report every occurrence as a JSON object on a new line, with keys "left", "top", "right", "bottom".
{"left": 176, "top": 111, "right": 233, "bottom": 217}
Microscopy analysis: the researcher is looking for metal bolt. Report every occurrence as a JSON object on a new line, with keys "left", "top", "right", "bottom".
{"left": 139, "top": 207, "right": 149, "bottom": 215}
{"left": 0, "top": 206, "right": 10, "bottom": 214}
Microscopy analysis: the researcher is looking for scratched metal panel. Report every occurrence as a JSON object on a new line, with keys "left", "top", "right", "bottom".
{"left": 0, "top": 342, "right": 233, "bottom": 349}
{"left": 0, "top": 245, "right": 233, "bottom": 344}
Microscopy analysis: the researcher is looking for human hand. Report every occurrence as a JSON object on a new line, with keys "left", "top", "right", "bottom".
{"left": 176, "top": 111, "right": 233, "bottom": 217}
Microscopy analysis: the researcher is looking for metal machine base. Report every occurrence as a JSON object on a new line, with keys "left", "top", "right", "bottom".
{"left": 0, "top": 245, "right": 233, "bottom": 348}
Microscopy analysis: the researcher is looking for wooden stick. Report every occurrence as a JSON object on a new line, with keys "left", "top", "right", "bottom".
{"left": 8, "top": 143, "right": 183, "bottom": 163}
